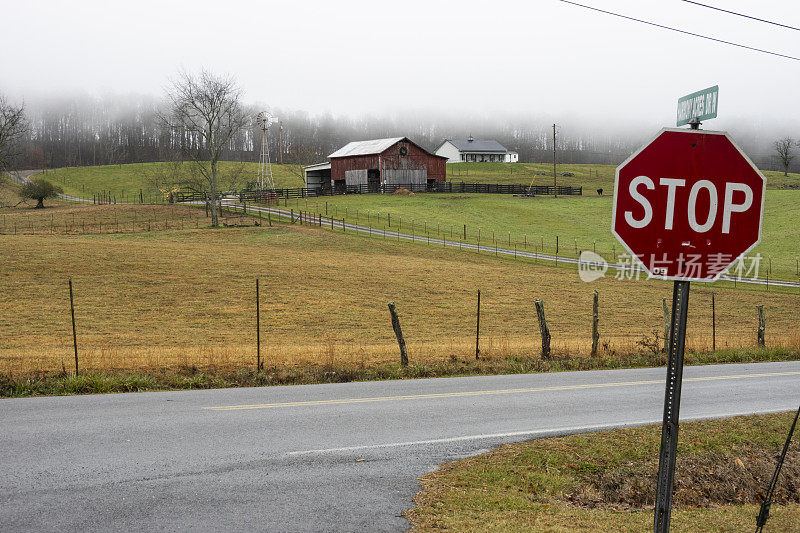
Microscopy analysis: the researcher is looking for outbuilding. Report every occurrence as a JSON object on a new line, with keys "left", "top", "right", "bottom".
{"left": 303, "top": 162, "right": 331, "bottom": 190}
{"left": 306, "top": 137, "right": 446, "bottom": 192}
{"left": 434, "top": 136, "right": 519, "bottom": 163}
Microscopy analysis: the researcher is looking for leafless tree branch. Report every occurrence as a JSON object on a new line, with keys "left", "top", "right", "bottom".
{"left": 775, "top": 137, "right": 796, "bottom": 176}
{"left": 159, "top": 69, "right": 248, "bottom": 227}
{"left": 0, "top": 94, "right": 28, "bottom": 173}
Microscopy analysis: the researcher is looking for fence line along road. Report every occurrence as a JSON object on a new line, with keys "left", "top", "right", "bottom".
{"left": 176, "top": 181, "right": 583, "bottom": 202}
{"left": 221, "top": 200, "right": 800, "bottom": 291}
{"left": 8, "top": 170, "right": 790, "bottom": 290}
{"left": 6, "top": 173, "right": 792, "bottom": 291}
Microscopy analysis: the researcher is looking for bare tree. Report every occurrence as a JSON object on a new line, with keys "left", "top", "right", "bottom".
{"left": 0, "top": 94, "right": 28, "bottom": 175}
{"left": 281, "top": 142, "right": 324, "bottom": 186}
{"left": 775, "top": 137, "right": 796, "bottom": 177}
{"left": 160, "top": 70, "right": 247, "bottom": 227}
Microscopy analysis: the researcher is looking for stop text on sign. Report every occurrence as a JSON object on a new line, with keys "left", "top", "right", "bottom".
{"left": 623, "top": 177, "right": 753, "bottom": 234}
{"left": 612, "top": 128, "right": 765, "bottom": 282}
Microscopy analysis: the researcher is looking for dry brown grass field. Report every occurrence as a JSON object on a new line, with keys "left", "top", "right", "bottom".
{"left": 1, "top": 207, "right": 799, "bottom": 376}
{"left": 0, "top": 201, "right": 215, "bottom": 235}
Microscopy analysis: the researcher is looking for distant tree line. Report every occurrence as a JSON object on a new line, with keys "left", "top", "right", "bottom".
{"left": 5, "top": 92, "right": 798, "bottom": 174}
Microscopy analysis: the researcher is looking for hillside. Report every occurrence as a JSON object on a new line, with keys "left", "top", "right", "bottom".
{"left": 38, "top": 162, "right": 800, "bottom": 205}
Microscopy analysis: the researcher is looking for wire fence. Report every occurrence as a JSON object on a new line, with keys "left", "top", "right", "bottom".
{"left": 174, "top": 182, "right": 583, "bottom": 202}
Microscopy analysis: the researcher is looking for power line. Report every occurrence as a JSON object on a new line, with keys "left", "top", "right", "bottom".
{"left": 681, "top": 1, "right": 800, "bottom": 32}
{"left": 557, "top": 0, "right": 800, "bottom": 62}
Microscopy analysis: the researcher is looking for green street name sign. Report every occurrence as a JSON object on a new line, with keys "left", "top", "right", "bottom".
{"left": 676, "top": 85, "right": 718, "bottom": 126}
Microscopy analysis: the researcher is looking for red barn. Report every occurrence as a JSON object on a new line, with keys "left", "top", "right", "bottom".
{"left": 325, "top": 137, "right": 446, "bottom": 192}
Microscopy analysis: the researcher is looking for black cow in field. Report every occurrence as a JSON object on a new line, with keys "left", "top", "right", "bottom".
{"left": 597, "top": 188, "right": 603, "bottom": 196}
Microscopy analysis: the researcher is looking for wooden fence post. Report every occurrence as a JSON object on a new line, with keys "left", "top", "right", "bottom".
{"left": 534, "top": 299, "right": 551, "bottom": 359}
{"left": 711, "top": 291, "right": 716, "bottom": 352}
{"left": 256, "top": 278, "right": 262, "bottom": 371}
{"left": 591, "top": 290, "right": 599, "bottom": 357}
{"left": 388, "top": 302, "right": 408, "bottom": 366}
{"left": 662, "top": 297, "right": 670, "bottom": 353}
{"left": 757, "top": 305, "right": 766, "bottom": 348}
{"left": 475, "top": 290, "right": 481, "bottom": 360}
{"left": 69, "top": 279, "right": 78, "bottom": 375}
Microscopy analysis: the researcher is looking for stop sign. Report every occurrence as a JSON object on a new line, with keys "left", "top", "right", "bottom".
{"left": 612, "top": 128, "right": 765, "bottom": 281}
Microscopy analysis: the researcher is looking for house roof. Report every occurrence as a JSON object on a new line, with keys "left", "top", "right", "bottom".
{"left": 328, "top": 137, "right": 405, "bottom": 158}
{"left": 443, "top": 138, "right": 509, "bottom": 153}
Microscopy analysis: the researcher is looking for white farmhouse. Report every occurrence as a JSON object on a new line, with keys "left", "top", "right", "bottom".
{"left": 434, "top": 136, "right": 519, "bottom": 163}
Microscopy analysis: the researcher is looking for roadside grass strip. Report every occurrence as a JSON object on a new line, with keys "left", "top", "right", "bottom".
{"left": 406, "top": 412, "right": 800, "bottom": 531}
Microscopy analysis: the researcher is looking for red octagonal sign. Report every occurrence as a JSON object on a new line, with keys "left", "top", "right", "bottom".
{"left": 612, "top": 128, "right": 765, "bottom": 282}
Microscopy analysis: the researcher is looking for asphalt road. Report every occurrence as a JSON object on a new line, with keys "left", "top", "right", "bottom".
{"left": 2, "top": 361, "right": 799, "bottom": 532}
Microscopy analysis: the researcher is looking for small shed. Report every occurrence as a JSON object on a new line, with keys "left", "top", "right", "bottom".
{"left": 303, "top": 162, "right": 331, "bottom": 189}
{"left": 322, "top": 137, "right": 447, "bottom": 191}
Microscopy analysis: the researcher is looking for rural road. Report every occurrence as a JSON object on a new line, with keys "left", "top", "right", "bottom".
{"left": 2, "top": 361, "right": 800, "bottom": 531}
{"left": 231, "top": 202, "right": 800, "bottom": 290}
{"left": 6, "top": 171, "right": 794, "bottom": 289}
{"left": 5, "top": 169, "right": 91, "bottom": 203}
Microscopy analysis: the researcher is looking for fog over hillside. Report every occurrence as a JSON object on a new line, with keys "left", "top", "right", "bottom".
{"left": 3, "top": 1, "right": 798, "bottom": 172}
{"left": 8, "top": 92, "right": 797, "bottom": 174}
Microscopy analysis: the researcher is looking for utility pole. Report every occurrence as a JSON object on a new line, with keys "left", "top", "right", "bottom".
{"left": 552, "top": 123, "right": 557, "bottom": 198}
{"left": 279, "top": 121, "right": 284, "bottom": 165}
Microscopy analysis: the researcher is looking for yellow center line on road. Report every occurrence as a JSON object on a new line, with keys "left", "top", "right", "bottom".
{"left": 203, "top": 370, "right": 800, "bottom": 412}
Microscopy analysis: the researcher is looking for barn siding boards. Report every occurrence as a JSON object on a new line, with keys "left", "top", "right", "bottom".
{"left": 331, "top": 154, "right": 381, "bottom": 182}
{"left": 345, "top": 169, "right": 368, "bottom": 186}
{"left": 384, "top": 169, "right": 426, "bottom": 185}
{"left": 329, "top": 137, "right": 446, "bottom": 185}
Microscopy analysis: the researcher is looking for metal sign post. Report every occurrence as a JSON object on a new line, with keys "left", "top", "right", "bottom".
{"left": 611, "top": 86, "right": 766, "bottom": 532}
{"left": 653, "top": 280, "right": 690, "bottom": 532}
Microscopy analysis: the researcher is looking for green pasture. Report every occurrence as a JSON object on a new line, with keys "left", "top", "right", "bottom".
{"left": 41, "top": 162, "right": 307, "bottom": 202}
{"left": 41, "top": 162, "right": 800, "bottom": 205}
{"left": 446, "top": 162, "right": 615, "bottom": 191}
{"left": 292, "top": 189, "right": 800, "bottom": 282}
{"left": 35, "top": 161, "right": 800, "bottom": 281}
{"left": 446, "top": 162, "right": 800, "bottom": 191}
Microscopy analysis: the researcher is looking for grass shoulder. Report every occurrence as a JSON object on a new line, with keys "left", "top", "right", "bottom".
{"left": 406, "top": 412, "right": 800, "bottom": 531}
{"left": 3, "top": 347, "right": 798, "bottom": 398}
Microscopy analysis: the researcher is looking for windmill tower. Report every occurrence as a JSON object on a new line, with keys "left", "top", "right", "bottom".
{"left": 256, "top": 111, "right": 277, "bottom": 190}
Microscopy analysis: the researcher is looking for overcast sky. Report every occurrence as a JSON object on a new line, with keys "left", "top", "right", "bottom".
{"left": 2, "top": 0, "right": 798, "bottom": 132}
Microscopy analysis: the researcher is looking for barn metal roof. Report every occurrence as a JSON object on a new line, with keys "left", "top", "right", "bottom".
{"left": 445, "top": 139, "right": 509, "bottom": 153}
{"left": 328, "top": 137, "right": 405, "bottom": 158}
{"left": 303, "top": 162, "right": 331, "bottom": 171}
